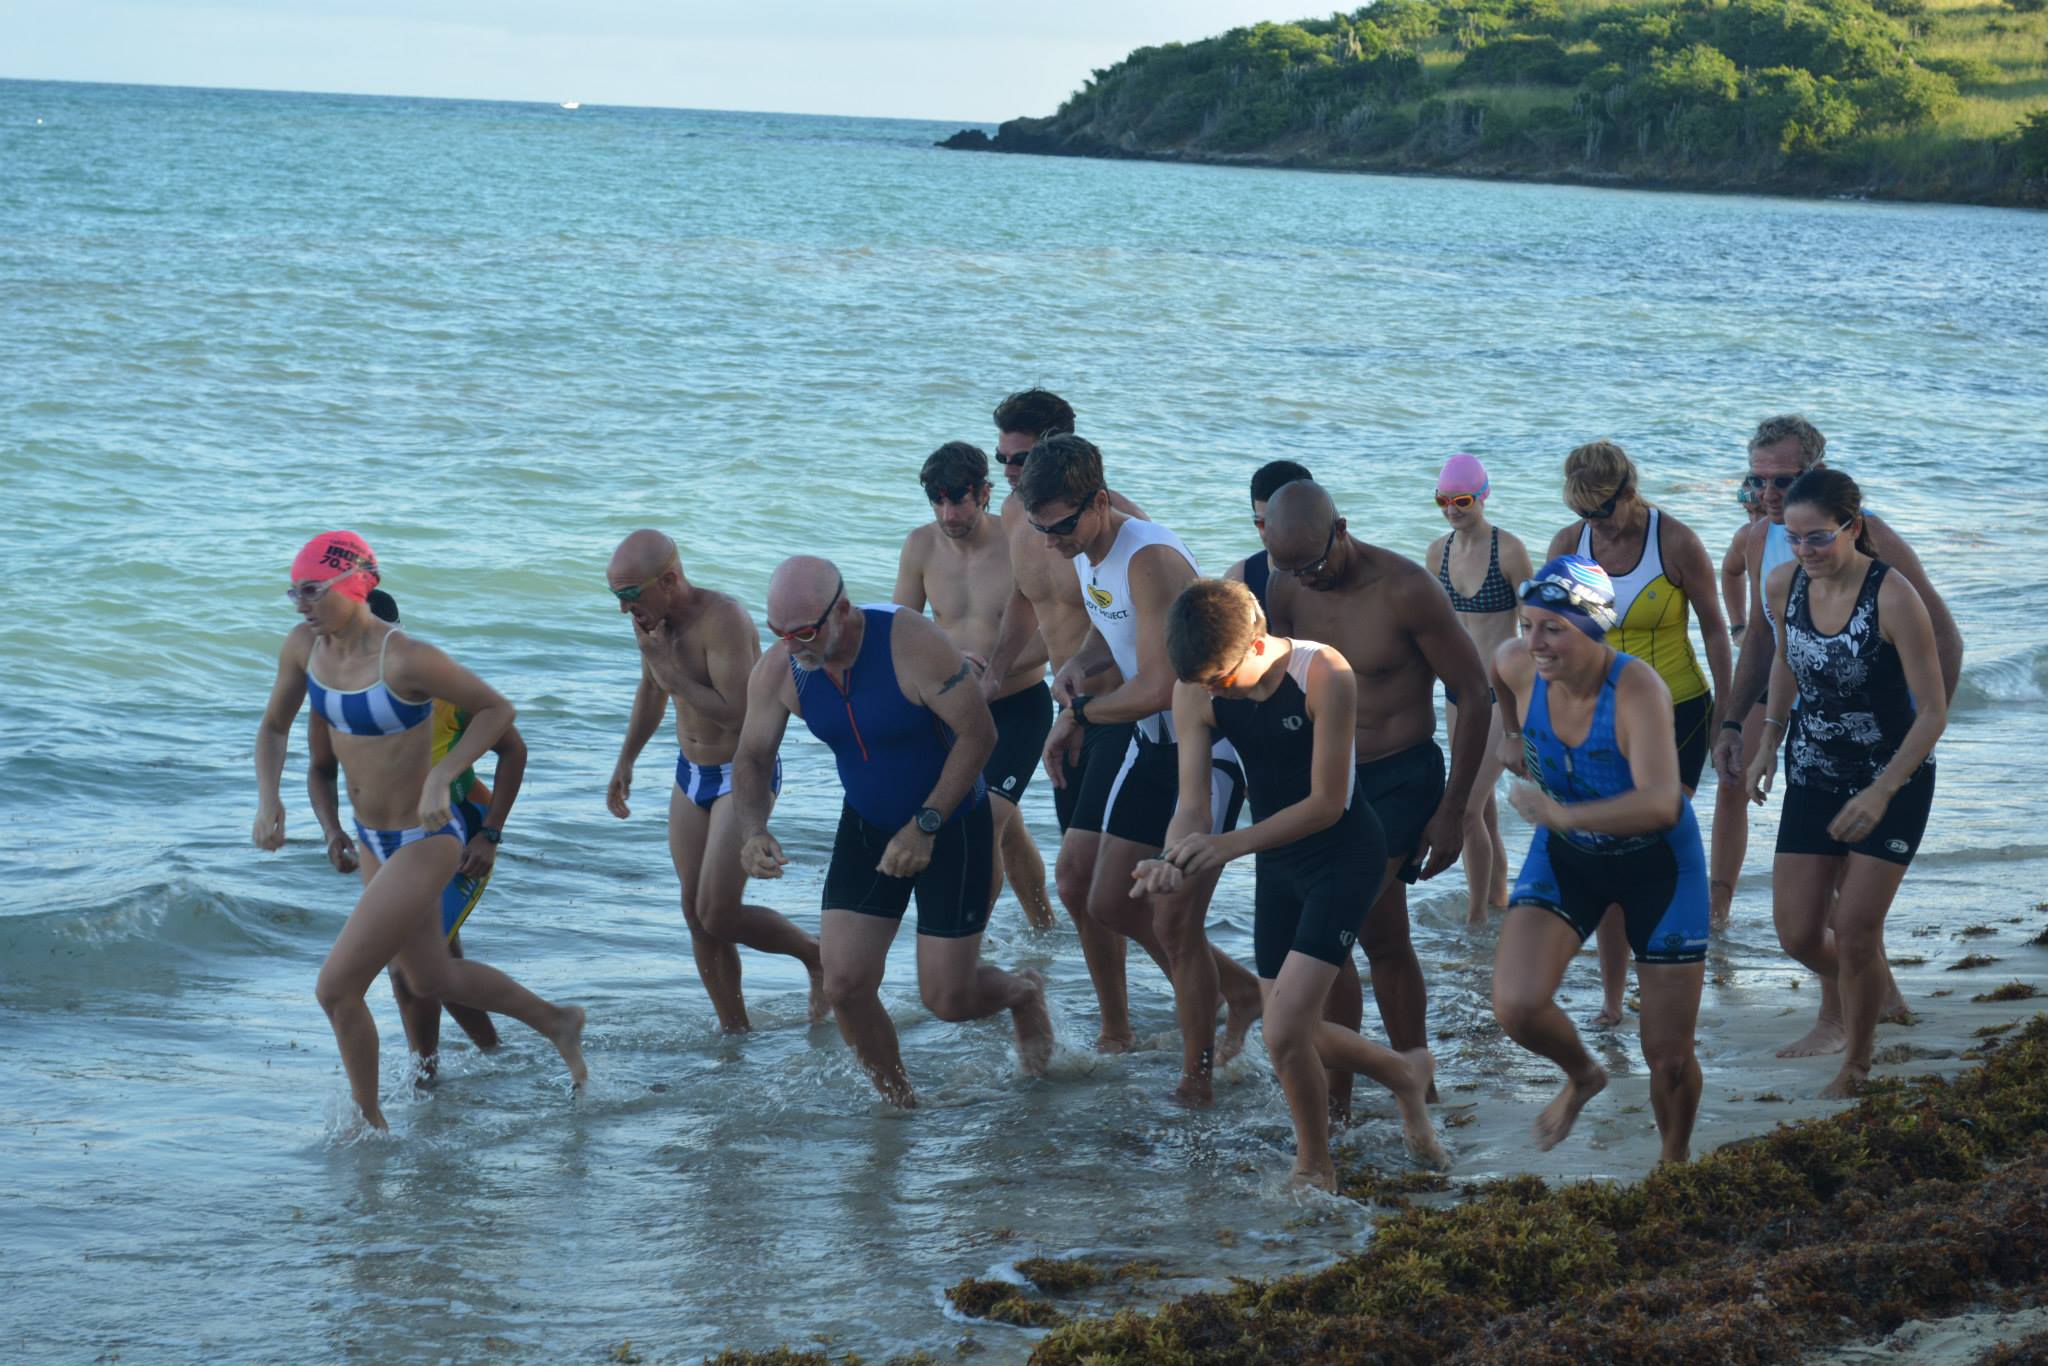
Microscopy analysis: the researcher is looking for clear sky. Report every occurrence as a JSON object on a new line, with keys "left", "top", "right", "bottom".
{"left": 0, "top": 1, "right": 1303, "bottom": 123}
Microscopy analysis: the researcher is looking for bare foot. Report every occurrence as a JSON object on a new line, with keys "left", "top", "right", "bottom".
{"left": 1589, "top": 1004, "right": 1624, "bottom": 1030}
{"left": 550, "top": 1005, "right": 589, "bottom": 1089}
{"left": 1532, "top": 1066, "right": 1607, "bottom": 1152}
{"left": 1219, "top": 987, "right": 1262, "bottom": 1066}
{"left": 717, "top": 1019, "right": 753, "bottom": 1036}
{"left": 410, "top": 1051, "right": 439, "bottom": 1089}
{"left": 1011, "top": 969, "right": 1054, "bottom": 1077}
{"left": 1168, "top": 1073, "right": 1214, "bottom": 1108}
{"left": 1465, "top": 908, "right": 1490, "bottom": 932}
{"left": 1095, "top": 1030, "right": 1136, "bottom": 1055}
{"left": 1820, "top": 1064, "right": 1869, "bottom": 1100}
{"left": 1880, "top": 983, "right": 1910, "bottom": 1025}
{"left": 1777, "top": 1016, "right": 1846, "bottom": 1058}
{"left": 1396, "top": 1049, "right": 1450, "bottom": 1169}
{"left": 807, "top": 968, "right": 832, "bottom": 1025}
{"left": 1289, "top": 1164, "right": 1336, "bottom": 1192}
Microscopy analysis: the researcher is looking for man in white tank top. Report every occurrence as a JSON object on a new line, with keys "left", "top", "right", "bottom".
{"left": 1711, "top": 414, "right": 1963, "bottom": 1057}
{"left": 1018, "top": 435, "right": 1262, "bottom": 1105}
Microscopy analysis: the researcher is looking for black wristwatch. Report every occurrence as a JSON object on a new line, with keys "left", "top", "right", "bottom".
{"left": 478, "top": 826, "right": 503, "bottom": 845}
{"left": 1068, "top": 694, "right": 1092, "bottom": 727}
{"left": 1720, "top": 720, "right": 1743, "bottom": 734}
{"left": 913, "top": 806, "right": 944, "bottom": 835}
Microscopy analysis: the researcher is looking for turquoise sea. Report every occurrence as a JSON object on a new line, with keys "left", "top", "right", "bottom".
{"left": 3, "top": 78, "right": 2046, "bottom": 1364}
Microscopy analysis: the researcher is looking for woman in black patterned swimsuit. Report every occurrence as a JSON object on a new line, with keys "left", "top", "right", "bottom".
{"left": 1746, "top": 469, "right": 1946, "bottom": 1099}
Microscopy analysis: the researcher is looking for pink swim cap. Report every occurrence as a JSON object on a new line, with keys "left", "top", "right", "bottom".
{"left": 291, "top": 531, "right": 379, "bottom": 602}
{"left": 1437, "top": 454, "right": 1490, "bottom": 499}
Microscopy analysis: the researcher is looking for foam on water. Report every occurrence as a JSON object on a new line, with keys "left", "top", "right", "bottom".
{"left": 3, "top": 76, "right": 2046, "bottom": 1366}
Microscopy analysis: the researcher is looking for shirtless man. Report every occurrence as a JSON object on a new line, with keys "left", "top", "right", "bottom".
{"left": 1264, "top": 481, "right": 1489, "bottom": 1102}
{"left": 893, "top": 441, "right": 1055, "bottom": 929}
{"left": 605, "top": 530, "right": 825, "bottom": 1033}
{"left": 1022, "top": 435, "right": 1262, "bottom": 1103}
{"left": 1709, "top": 415, "right": 1963, "bottom": 1056}
{"left": 1222, "top": 459, "right": 1314, "bottom": 614}
{"left": 731, "top": 556, "right": 1054, "bottom": 1106}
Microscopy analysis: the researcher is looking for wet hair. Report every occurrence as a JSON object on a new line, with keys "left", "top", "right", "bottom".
{"left": 1784, "top": 467, "right": 1875, "bottom": 556}
{"left": 920, "top": 441, "right": 989, "bottom": 493}
{"left": 1250, "top": 460, "right": 1313, "bottom": 504}
{"left": 992, "top": 388, "right": 1076, "bottom": 439}
{"left": 366, "top": 589, "right": 400, "bottom": 623}
{"left": 1749, "top": 414, "right": 1826, "bottom": 469}
{"left": 1016, "top": 433, "right": 1106, "bottom": 514}
{"left": 1166, "top": 579, "right": 1261, "bottom": 682}
{"left": 1563, "top": 440, "right": 1642, "bottom": 511}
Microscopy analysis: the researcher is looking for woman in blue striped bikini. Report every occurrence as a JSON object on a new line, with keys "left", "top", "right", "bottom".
{"left": 252, "top": 531, "right": 585, "bottom": 1132}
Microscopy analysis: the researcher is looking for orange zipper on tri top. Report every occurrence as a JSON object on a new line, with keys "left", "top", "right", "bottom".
{"left": 830, "top": 665, "right": 870, "bottom": 762}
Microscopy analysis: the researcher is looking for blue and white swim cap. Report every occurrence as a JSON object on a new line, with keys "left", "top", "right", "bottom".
{"left": 1518, "top": 554, "right": 1618, "bottom": 639}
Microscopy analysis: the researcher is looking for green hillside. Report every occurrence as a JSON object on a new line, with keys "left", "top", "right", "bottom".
{"left": 942, "top": 0, "right": 2048, "bottom": 206}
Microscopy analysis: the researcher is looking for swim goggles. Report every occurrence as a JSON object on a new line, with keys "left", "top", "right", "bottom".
{"left": 1517, "top": 576, "right": 1618, "bottom": 633}
{"left": 1435, "top": 492, "right": 1480, "bottom": 510}
{"left": 772, "top": 577, "right": 843, "bottom": 644}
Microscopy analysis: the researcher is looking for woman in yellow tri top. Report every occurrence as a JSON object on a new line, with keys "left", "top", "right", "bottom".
{"left": 1545, "top": 442, "right": 1733, "bottom": 1027}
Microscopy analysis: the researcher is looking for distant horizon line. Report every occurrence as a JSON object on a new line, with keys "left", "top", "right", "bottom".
{"left": 0, "top": 74, "right": 1012, "bottom": 130}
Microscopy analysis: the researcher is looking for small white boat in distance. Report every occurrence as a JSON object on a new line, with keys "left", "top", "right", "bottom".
{"left": 560, "top": 101, "right": 581, "bottom": 110}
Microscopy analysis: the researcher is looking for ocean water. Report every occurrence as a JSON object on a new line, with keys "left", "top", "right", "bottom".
{"left": 3, "top": 78, "right": 2046, "bottom": 1364}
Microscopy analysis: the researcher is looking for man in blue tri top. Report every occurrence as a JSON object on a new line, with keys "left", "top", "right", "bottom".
{"left": 1221, "top": 459, "right": 1313, "bottom": 616}
{"left": 1491, "top": 556, "right": 1709, "bottom": 1166}
{"left": 1710, "top": 414, "right": 1963, "bottom": 1056}
{"left": 729, "top": 555, "right": 1054, "bottom": 1107}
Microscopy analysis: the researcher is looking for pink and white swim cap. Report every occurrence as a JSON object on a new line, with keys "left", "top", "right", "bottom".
{"left": 290, "top": 531, "right": 379, "bottom": 601}
{"left": 1437, "top": 453, "right": 1490, "bottom": 499}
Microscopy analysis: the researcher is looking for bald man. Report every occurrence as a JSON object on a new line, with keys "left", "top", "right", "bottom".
{"left": 1264, "top": 481, "right": 1489, "bottom": 1107}
{"left": 605, "top": 531, "right": 825, "bottom": 1032}
{"left": 730, "top": 555, "right": 1053, "bottom": 1107}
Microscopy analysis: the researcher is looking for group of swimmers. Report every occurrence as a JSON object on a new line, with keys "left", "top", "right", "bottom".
{"left": 252, "top": 396, "right": 1956, "bottom": 1190}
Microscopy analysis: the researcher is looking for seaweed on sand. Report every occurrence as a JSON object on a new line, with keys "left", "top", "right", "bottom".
{"left": 1030, "top": 1015, "right": 2048, "bottom": 1365}
{"left": 1976, "top": 983, "right": 2040, "bottom": 1002}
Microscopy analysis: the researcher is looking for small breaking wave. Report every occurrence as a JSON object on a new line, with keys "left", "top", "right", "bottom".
{"left": 0, "top": 879, "right": 319, "bottom": 985}
{"left": 1954, "top": 643, "right": 2048, "bottom": 708}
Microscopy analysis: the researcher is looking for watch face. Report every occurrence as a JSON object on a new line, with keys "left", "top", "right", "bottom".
{"left": 916, "top": 809, "right": 942, "bottom": 833}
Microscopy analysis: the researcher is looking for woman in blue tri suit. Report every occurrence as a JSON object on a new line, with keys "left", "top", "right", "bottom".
{"left": 252, "top": 531, "right": 585, "bottom": 1132}
{"left": 1490, "top": 555, "right": 1709, "bottom": 1167}
{"left": 1747, "top": 469, "right": 1945, "bottom": 1100}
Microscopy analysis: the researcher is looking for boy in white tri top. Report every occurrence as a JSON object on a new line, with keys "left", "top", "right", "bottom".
{"left": 1021, "top": 435, "right": 1261, "bottom": 1106}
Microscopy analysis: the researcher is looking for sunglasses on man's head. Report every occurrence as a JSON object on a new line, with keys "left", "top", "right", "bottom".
{"left": 1435, "top": 492, "right": 1479, "bottom": 511}
{"left": 771, "top": 578, "right": 843, "bottom": 644}
{"left": 1743, "top": 472, "right": 1799, "bottom": 491}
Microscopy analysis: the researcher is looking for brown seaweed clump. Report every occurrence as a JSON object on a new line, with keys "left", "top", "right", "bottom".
{"left": 1030, "top": 1015, "right": 2048, "bottom": 1366}
{"left": 1975, "top": 982, "right": 2041, "bottom": 1003}
{"left": 945, "top": 1278, "right": 1065, "bottom": 1328}
{"left": 1015, "top": 1258, "right": 1107, "bottom": 1295}
{"left": 1974, "top": 1329, "right": 2048, "bottom": 1363}
{"left": 1950, "top": 954, "right": 2004, "bottom": 970}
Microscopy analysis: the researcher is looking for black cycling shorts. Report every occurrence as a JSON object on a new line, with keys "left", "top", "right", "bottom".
{"left": 821, "top": 799, "right": 994, "bottom": 939}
